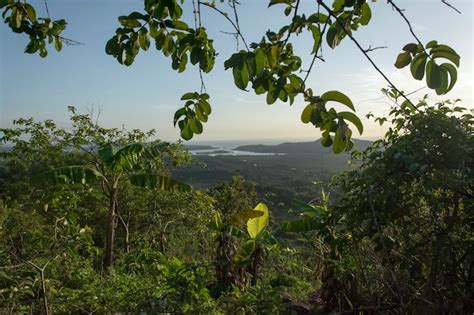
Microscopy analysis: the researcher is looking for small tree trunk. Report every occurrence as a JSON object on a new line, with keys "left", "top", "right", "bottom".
{"left": 117, "top": 208, "right": 130, "bottom": 254}
{"left": 123, "top": 222, "right": 130, "bottom": 254}
{"left": 251, "top": 245, "right": 262, "bottom": 286}
{"left": 104, "top": 189, "right": 117, "bottom": 270}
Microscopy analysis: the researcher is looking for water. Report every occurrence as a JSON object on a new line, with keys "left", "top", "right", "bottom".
{"left": 189, "top": 148, "right": 285, "bottom": 157}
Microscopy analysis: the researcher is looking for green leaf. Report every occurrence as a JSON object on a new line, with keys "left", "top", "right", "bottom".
{"left": 155, "top": 32, "right": 166, "bottom": 50}
{"left": 138, "top": 28, "right": 150, "bottom": 51}
{"left": 105, "top": 37, "right": 119, "bottom": 55}
{"left": 254, "top": 49, "right": 265, "bottom": 76}
{"left": 174, "top": 107, "right": 186, "bottom": 125}
{"left": 440, "top": 63, "right": 457, "bottom": 94}
{"left": 394, "top": 51, "right": 412, "bottom": 68}
{"left": 410, "top": 53, "right": 427, "bottom": 80}
{"left": 430, "top": 51, "right": 460, "bottom": 67}
{"left": 268, "top": 0, "right": 291, "bottom": 7}
{"left": 232, "top": 63, "right": 249, "bottom": 90}
{"left": 301, "top": 104, "right": 314, "bottom": 123}
{"left": 129, "top": 174, "right": 191, "bottom": 191}
{"left": 23, "top": 3, "right": 36, "bottom": 22}
{"left": 359, "top": 2, "right": 371, "bottom": 25}
{"left": 402, "top": 43, "right": 418, "bottom": 54}
{"left": 326, "top": 23, "right": 343, "bottom": 49}
{"left": 189, "top": 118, "right": 203, "bottom": 134}
{"left": 0, "top": 0, "right": 13, "bottom": 9}
{"left": 247, "top": 202, "right": 269, "bottom": 239}
{"left": 164, "top": 19, "right": 189, "bottom": 30}
{"left": 181, "top": 124, "right": 193, "bottom": 140}
{"left": 400, "top": 100, "right": 416, "bottom": 111}
{"left": 333, "top": 129, "right": 345, "bottom": 154}
{"left": 200, "top": 99, "right": 212, "bottom": 115}
{"left": 54, "top": 36, "right": 62, "bottom": 52}
{"left": 230, "top": 209, "right": 264, "bottom": 226}
{"left": 425, "top": 40, "right": 438, "bottom": 49}
{"left": 98, "top": 143, "right": 117, "bottom": 165}
{"left": 426, "top": 60, "right": 441, "bottom": 89}
{"left": 321, "top": 90, "right": 354, "bottom": 111}
{"left": 307, "top": 13, "right": 329, "bottom": 23}
{"left": 34, "top": 166, "right": 102, "bottom": 185}
{"left": 178, "top": 53, "right": 188, "bottom": 73}
{"left": 281, "top": 218, "right": 318, "bottom": 233}
{"left": 25, "top": 40, "right": 40, "bottom": 54}
{"left": 245, "top": 52, "right": 256, "bottom": 78}
{"left": 290, "top": 199, "right": 317, "bottom": 212}
{"left": 195, "top": 105, "right": 207, "bottom": 122}
{"left": 118, "top": 16, "right": 141, "bottom": 28}
{"left": 333, "top": 0, "right": 345, "bottom": 11}
{"left": 267, "top": 45, "right": 279, "bottom": 69}
{"left": 181, "top": 92, "right": 197, "bottom": 100}
{"left": 430, "top": 44, "right": 458, "bottom": 57}
{"left": 308, "top": 25, "right": 321, "bottom": 54}
{"left": 112, "top": 143, "right": 145, "bottom": 172}
{"left": 435, "top": 65, "right": 449, "bottom": 95}
{"left": 321, "top": 133, "right": 332, "bottom": 147}
{"left": 338, "top": 111, "right": 363, "bottom": 134}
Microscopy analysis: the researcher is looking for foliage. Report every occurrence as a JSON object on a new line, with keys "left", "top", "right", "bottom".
{"left": 2, "top": 0, "right": 461, "bottom": 152}
{"left": 281, "top": 98, "right": 474, "bottom": 312}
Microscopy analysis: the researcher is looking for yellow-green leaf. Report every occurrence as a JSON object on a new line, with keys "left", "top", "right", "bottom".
{"left": 247, "top": 203, "right": 269, "bottom": 239}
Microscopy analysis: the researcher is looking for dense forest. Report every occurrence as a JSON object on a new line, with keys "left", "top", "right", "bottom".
{"left": 1, "top": 0, "right": 473, "bottom": 313}
{"left": 1, "top": 99, "right": 473, "bottom": 313}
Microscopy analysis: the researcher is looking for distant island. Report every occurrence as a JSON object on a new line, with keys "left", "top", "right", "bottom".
{"left": 234, "top": 139, "right": 372, "bottom": 154}
{"left": 184, "top": 144, "right": 216, "bottom": 150}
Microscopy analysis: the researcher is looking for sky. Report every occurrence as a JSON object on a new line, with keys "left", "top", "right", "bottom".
{"left": 0, "top": 0, "right": 473, "bottom": 143}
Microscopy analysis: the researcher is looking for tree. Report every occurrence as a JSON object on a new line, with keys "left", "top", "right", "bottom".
{"left": 282, "top": 98, "right": 473, "bottom": 312}
{"left": 1, "top": 107, "right": 191, "bottom": 269}
{"left": 0, "top": 0, "right": 462, "bottom": 153}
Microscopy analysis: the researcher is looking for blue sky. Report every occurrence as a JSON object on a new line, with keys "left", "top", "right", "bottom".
{"left": 1, "top": 0, "right": 472, "bottom": 143}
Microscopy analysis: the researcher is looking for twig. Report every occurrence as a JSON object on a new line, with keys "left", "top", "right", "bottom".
{"left": 364, "top": 45, "right": 387, "bottom": 53}
{"left": 27, "top": 260, "right": 50, "bottom": 315}
{"left": 59, "top": 36, "right": 85, "bottom": 46}
{"left": 192, "top": 0, "right": 207, "bottom": 92}
{"left": 303, "top": 3, "right": 329, "bottom": 83}
{"left": 317, "top": 0, "right": 416, "bottom": 108}
{"left": 282, "top": 0, "right": 301, "bottom": 47}
{"left": 43, "top": 0, "right": 50, "bottom": 19}
{"left": 199, "top": 1, "right": 249, "bottom": 51}
{"left": 441, "top": 0, "right": 462, "bottom": 14}
{"left": 386, "top": 1, "right": 428, "bottom": 58}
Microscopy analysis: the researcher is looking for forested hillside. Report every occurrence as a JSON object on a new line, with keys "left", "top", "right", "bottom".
{"left": 1, "top": 101, "right": 472, "bottom": 314}
{"left": 1, "top": 0, "right": 472, "bottom": 313}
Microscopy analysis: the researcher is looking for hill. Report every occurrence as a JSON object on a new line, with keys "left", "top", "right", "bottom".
{"left": 234, "top": 139, "right": 373, "bottom": 154}
{"left": 173, "top": 139, "right": 372, "bottom": 220}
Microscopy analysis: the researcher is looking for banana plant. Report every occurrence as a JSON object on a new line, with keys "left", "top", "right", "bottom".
{"left": 36, "top": 142, "right": 190, "bottom": 269}
{"left": 232, "top": 203, "right": 277, "bottom": 286}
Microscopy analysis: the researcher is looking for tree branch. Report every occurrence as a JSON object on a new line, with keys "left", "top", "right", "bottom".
{"left": 27, "top": 260, "right": 50, "bottom": 315}
{"left": 317, "top": 0, "right": 415, "bottom": 107}
{"left": 303, "top": 3, "right": 329, "bottom": 84}
{"left": 441, "top": 0, "right": 462, "bottom": 14}
{"left": 364, "top": 45, "right": 387, "bottom": 53}
{"left": 199, "top": 1, "right": 249, "bottom": 51}
{"left": 387, "top": 1, "right": 424, "bottom": 47}
{"left": 282, "top": 0, "right": 301, "bottom": 47}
